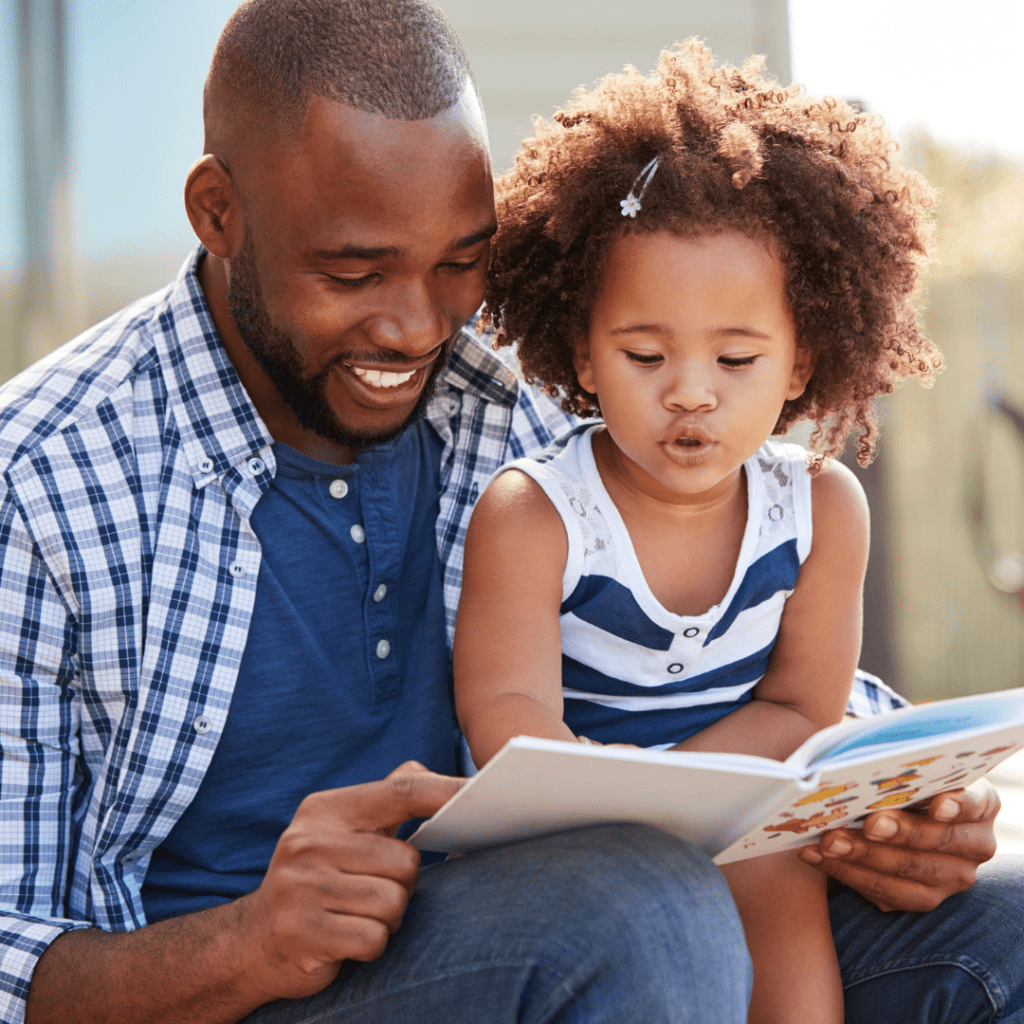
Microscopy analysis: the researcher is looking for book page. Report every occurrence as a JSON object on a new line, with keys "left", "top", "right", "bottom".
{"left": 784, "top": 688, "right": 1024, "bottom": 773}
{"left": 714, "top": 721, "right": 1024, "bottom": 864}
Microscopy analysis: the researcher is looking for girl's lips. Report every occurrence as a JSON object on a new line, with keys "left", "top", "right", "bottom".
{"left": 660, "top": 435, "right": 717, "bottom": 466}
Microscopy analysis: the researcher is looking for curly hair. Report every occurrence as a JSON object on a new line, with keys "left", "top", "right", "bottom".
{"left": 482, "top": 40, "right": 943, "bottom": 467}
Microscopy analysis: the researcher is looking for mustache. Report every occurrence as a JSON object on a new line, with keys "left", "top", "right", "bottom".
{"left": 329, "top": 339, "right": 450, "bottom": 370}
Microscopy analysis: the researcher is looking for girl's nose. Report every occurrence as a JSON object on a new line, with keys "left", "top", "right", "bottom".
{"left": 664, "top": 365, "right": 718, "bottom": 412}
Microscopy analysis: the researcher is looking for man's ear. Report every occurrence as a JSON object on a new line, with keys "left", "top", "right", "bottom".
{"left": 184, "top": 155, "right": 242, "bottom": 259}
{"left": 787, "top": 343, "right": 816, "bottom": 401}
{"left": 572, "top": 337, "right": 597, "bottom": 395}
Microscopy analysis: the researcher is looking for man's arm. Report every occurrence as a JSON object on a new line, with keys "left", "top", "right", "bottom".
{"left": 27, "top": 765, "right": 466, "bottom": 1024}
{"left": 799, "top": 780, "right": 999, "bottom": 911}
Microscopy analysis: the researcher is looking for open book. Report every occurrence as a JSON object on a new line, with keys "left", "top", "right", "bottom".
{"left": 410, "top": 687, "right": 1024, "bottom": 864}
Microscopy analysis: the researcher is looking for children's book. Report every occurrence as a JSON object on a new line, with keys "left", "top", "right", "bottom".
{"left": 410, "top": 688, "right": 1024, "bottom": 864}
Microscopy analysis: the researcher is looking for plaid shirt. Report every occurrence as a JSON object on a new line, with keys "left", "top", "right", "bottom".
{"left": 0, "top": 249, "right": 906, "bottom": 1023}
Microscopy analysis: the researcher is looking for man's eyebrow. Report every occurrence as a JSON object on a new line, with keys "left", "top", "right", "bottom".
{"left": 303, "top": 226, "right": 495, "bottom": 263}
{"left": 450, "top": 225, "right": 497, "bottom": 250}
{"left": 305, "top": 244, "right": 406, "bottom": 261}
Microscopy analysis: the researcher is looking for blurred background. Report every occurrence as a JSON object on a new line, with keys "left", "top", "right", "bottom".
{"left": 2, "top": 0, "right": 1023, "bottom": 704}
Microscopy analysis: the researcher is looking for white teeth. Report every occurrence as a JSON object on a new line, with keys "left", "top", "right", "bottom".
{"left": 349, "top": 366, "right": 416, "bottom": 388}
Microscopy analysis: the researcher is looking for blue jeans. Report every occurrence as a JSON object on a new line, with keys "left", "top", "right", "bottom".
{"left": 243, "top": 830, "right": 1024, "bottom": 1023}
{"left": 833, "top": 854, "right": 1024, "bottom": 1023}
{"left": 242, "top": 824, "right": 752, "bottom": 1023}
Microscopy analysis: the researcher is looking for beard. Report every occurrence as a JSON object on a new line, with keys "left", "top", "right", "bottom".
{"left": 226, "top": 231, "right": 449, "bottom": 451}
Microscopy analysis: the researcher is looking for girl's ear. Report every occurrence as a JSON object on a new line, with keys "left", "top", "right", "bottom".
{"left": 787, "top": 343, "right": 816, "bottom": 401}
{"left": 572, "top": 337, "right": 597, "bottom": 395}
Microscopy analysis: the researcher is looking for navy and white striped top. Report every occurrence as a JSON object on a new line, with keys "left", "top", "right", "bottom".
{"left": 504, "top": 425, "right": 816, "bottom": 748}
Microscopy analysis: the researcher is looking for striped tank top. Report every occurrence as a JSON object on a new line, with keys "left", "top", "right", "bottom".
{"left": 502, "top": 424, "right": 813, "bottom": 749}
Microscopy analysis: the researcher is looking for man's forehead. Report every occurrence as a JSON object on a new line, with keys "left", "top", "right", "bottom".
{"left": 296, "top": 78, "right": 489, "bottom": 161}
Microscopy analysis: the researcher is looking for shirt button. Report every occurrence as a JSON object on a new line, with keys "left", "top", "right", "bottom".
{"left": 247, "top": 457, "right": 265, "bottom": 476}
{"left": 372, "top": 583, "right": 388, "bottom": 603}
{"left": 193, "top": 715, "right": 211, "bottom": 734}
{"left": 229, "top": 562, "right": 246, "bottom": 577}
{"left": 198, "top": 457, "right": 214, "bottom": 474}
{"left": 444, "top": 397, "right": 459, "bottom": 415}
{"left": 329, "top": 478, "right": 349, "bottom": 500}
{"left": 667, "top": 663, "right": 684, "bottom": 674}
{"left": 350, "top": 524, "right": 366, "bottom": 544}
{"left": 376, "top": 639, "right": 391, "bottom": 660}
{"left": 120, "top": 851, "right": 141, "bottom": 866}
{"left": 683, "top": 627, "right": 699, "bottom": 638}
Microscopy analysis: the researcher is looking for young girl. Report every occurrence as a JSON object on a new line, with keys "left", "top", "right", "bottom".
{"left": 453, "top": 41, "right": 942, "bottom": 1024}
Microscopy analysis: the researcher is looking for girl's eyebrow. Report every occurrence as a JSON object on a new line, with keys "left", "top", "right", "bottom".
{"left": 609, "top": 323, "right": 668, "bottom": 336}
{"left": 609, "top": 323, "right": 775, "bottom": 339}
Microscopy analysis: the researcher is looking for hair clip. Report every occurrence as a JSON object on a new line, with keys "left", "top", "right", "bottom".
{"left": 620, "top": 155, "right": 661, "bottom": 217}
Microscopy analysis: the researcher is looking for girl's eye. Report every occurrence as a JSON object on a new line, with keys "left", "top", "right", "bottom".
{"left": 625, "top": 352, "right": 662, "bottom": 365}
{"left": 719, "top": 355, "right": 757, "bottom": 368}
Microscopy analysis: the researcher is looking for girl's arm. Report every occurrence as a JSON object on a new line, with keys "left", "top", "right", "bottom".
{"left": 675, "top": 459, "right": 870, "bottom": 760}
{"left": 720, "top": 852, "right": 843, "bottom": 1024}
{"left": 454, "top": 470, "right": 576, "bottom": 768}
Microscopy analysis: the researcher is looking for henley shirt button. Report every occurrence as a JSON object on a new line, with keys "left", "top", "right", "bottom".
{"left": 229, "top": 562, "right": 246, "bottom": 578}
{"left": 247, "top": 457, "right": 265, "bottom": 476}
{"left": 329, "top": 478, "right": 349, "bottom": 500}
{"left": 193, "top": 715, "right": 212, "bottom": 734}
{"left": 372, "top": 583, "right": 388, "bottom": 602}
{"left": 120, "top": 851, "right": 140, "bottom": 866}
{"left": 350, "top": 524, "right": 366, "bottom": 544}
{"left": 198, "top": 457, "right": 214, "bottom": 474}
{"left": 667, "top": 663, "right": 684, "bottom": 674}
{"left": 683, "top": 627, "right": 699, "bottom": 638}
{"left": 376, "top": 639, "right": 391, "bottom": 660}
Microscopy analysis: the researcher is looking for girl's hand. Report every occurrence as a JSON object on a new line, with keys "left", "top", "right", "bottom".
{"left": 798, "top": 779, "right": 1000, "bottom": 912}
{"left": 577, "top": 736, "right": 642, "bottom": 749}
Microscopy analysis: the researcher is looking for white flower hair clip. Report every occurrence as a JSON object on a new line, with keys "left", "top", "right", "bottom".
{"left": 620, "top": 155, "right": 661, "bottom": 217}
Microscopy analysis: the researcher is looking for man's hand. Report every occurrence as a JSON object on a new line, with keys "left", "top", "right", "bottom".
{"left": 236, "top": 761, "right": 466, "bottom": 1003}
{"left": 798, "top": 779, "right": 1000, "bottom": 912}
{"left": 27, "top": 762, "right": 466, "bottom": 1024}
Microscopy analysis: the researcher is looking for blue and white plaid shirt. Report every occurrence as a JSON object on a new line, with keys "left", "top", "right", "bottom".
{"left": 0, "top": 249, "right": 906, "bottom": 1023}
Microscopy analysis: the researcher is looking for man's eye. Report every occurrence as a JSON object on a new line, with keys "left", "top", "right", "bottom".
{"left": 625, "top": 352, "right": 662, "bottom": 365}
{"left": 719, "top": 356, "right": 757, "bottom": 368}
{"left": 442, "top": 256, "right": 484, "bottom": 273}
{"left": 330, "top": 274, "right": 378, "bottom": 289}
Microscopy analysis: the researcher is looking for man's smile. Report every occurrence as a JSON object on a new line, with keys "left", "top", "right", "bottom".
{"left": 346, "top": 365, "right": 418, "bottom": 388}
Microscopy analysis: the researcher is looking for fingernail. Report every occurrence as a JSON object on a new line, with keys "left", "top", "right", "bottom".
{"left": 824, "top": 835, "right": 852, "bottom": 856}
{"left": 800, "top": 847, "right": 823, "bottom": 864}
{"left": 867, "top": 816, "right": 898, "bottom": 839}
{"left": 934, "top": 798, "right": 958, "bottom": 821}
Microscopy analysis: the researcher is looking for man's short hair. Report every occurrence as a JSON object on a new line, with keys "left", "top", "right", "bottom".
{"left": 206, "top": 0, "right": 474, "bottom": 143}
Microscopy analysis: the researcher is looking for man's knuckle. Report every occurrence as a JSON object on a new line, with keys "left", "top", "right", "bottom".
{"left": 894, "top": 854, "right": 923, "bottom": 880}
{"left": 351, "top": 919, "right": 390, "bottom": 960}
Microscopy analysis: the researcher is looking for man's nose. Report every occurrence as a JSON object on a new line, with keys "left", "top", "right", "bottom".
{"left": 365, "top": 279, "right": 450, "bottom": 360}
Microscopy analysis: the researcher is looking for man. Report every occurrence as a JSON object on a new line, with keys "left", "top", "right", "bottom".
{"left": 1, "top": 2, "right": 1021, "bottom": 1023}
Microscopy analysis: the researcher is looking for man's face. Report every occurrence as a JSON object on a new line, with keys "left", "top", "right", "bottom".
{"left": 228, "top": 86, "right": 495, "bottom": 448}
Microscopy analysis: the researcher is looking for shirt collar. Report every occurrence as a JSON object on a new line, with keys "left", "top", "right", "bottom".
{"left": 154, "top": 247, "right": 517, "bottom": 487}
{"left": 154, "top": 247, "right": 274, "bottom": 488}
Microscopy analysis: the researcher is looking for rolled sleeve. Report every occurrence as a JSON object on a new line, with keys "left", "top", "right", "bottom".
{"left": 0, "top": 492, "right": 85, "bottom": 1023}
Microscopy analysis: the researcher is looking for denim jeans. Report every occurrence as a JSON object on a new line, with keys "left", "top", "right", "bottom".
{"left": 243, "top": 830, "right": 1024, "bottom": 1023}
{"left": 834, "top": 854, "right": 1024, "bottom": 1023}
{"left": 242, "top": 824, "right": 752, "bottom": 1023}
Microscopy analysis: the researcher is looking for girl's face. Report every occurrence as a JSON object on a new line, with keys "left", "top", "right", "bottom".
{"left": 574, "top": 229, "right": 813, "bottom": 502}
